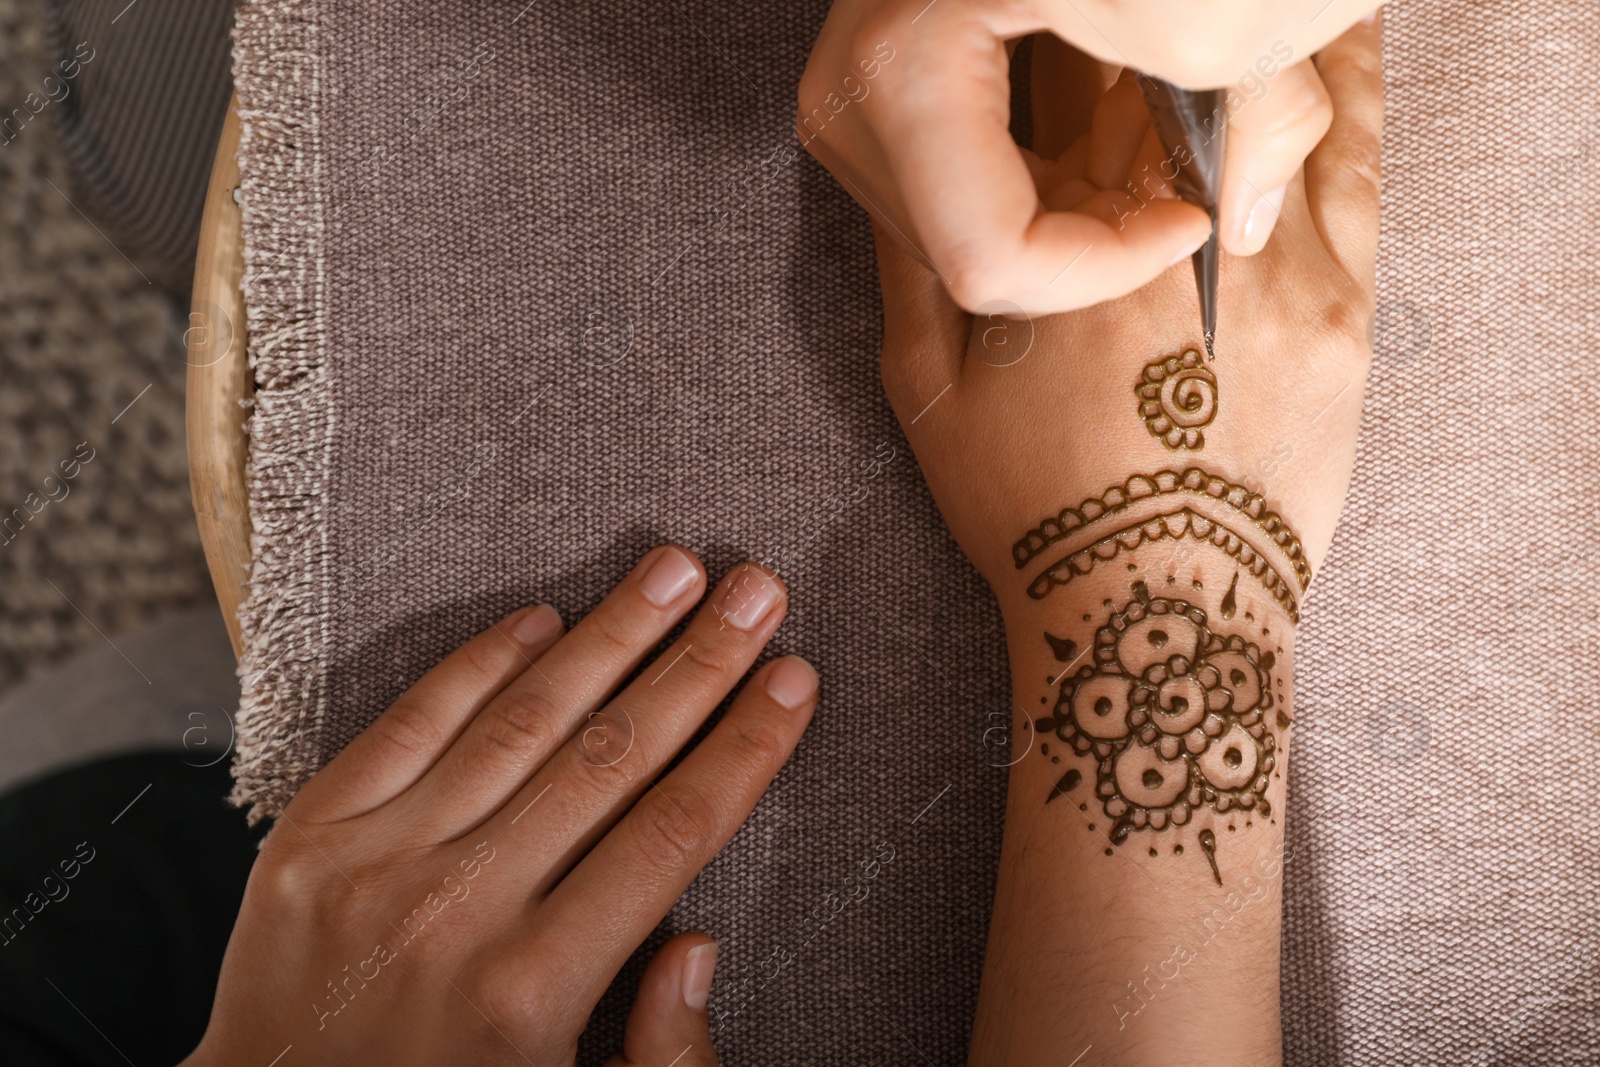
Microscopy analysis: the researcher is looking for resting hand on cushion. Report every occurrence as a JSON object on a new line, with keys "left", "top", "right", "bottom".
{"left": 874, "top": 19, "right": 1380, "bottom": 1067}
{"left": 182, "top": 548, "right": 815, "bottom": 1067}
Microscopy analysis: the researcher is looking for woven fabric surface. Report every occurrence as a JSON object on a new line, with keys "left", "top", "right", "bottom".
{"left": 1279, "top": 3, "right": 1600, "bottom": 1062}
{"left": 229, "top": 0, "right": 1599, "bottom": 1062}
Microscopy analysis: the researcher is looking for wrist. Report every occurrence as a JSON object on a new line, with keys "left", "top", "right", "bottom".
{"left": 974, "top": 542, "right": 1294, "bottom": 1067}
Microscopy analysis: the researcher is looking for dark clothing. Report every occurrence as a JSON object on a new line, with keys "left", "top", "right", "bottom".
{"left": 0, "top": 752, "right": 261, "bottom": 1066}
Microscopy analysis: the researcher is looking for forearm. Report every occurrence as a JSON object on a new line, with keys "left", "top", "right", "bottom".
{"left": 971, "top": 472, "right": 1303, "bottom": 1067}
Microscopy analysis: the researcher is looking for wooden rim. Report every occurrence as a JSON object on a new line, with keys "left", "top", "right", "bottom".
{"left": 186, "top": 92, "right": 252, "bottom": 660}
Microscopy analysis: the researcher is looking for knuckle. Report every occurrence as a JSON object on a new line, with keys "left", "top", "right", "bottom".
{"left": 467, "top": 959, "right": 565, "bottom": 1037}
{"left": 1288, "top": 73, "right": 1335, "bottom": 126}
{"left": 478, "top": 691, "right": 558, "bottom": 758}
{"left": 251, "top": 832, "right": 359, "bottom": 920}
{"left": 943, "top": 259, "right": 1002, "bottom": 314}
{"left": 1324, "top": 296, "right": 1371, "bottom": 348}
{"left": 1304, "top": 93, "right": 1337, "bottom": 146}
{"left": 680, "top": 637, "right": 742, "bottom": 679}
{"left": 848, "top": 9, "right": 896, "bottom": 62}
{"left": 1242, "top": 68, "right": 1332, "bottom": 143}
{"left": 587, "top": 604, "right": 643, "bottom": 658}
{"left": 729, "top": 711, "right": 791, "bottom": 772}
{"left": 1322, "top": 300, "right": 1376, "bottom": 378}
{"left": 794, "top": 105, "right": 834, "bottom": 156}
{"left": 1263, "top": 91, "right": 1332, "bottom": 147}
{"left": 456, "top": 633, "right": 508, "bottom": 685}
{"left": 1334, "top": 337, "right": 1374, "bottom": 384}
{"left": 1336, "top": 130, "right": 1383, "bottom": 198}
{"left": 249, "top": 846, "right": 320, "bottom": 910}
{"left": 1344, "top": 329, "right": 1376, "bottom": 380}
{"left": 1333, "top": 44, "right": 1384, "bottom": 90}
{"left": 633, "top": 790, "right": 718, "bottom": 876}
{"left": 569, "top": 732, "right": 643, "bottom": 789}
{"left": 364, "top": 699, "right": 443, "bottom": 760}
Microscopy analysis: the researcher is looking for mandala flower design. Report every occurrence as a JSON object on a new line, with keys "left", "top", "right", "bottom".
{"left": 1137, "top": 348, "right": 1217, "bottom": 451}
{"left": 1036, "top": 587, "right": 1275, "bottom": 843}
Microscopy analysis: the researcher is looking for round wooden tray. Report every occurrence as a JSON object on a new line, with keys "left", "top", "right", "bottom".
{"left": 186, "top": 93, "right": 251, "bottom": 659}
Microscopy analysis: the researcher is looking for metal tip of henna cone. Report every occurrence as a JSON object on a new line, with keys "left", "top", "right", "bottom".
{"left": 1203, "top": 329, "right": 1215, "bottom": 361}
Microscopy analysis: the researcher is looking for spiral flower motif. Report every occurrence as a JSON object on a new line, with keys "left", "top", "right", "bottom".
{"left": 1137, "top": 348, "right": 1218, "bottom": 450}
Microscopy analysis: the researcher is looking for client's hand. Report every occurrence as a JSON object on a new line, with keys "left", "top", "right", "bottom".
{"left": 183, "top": 548, "right": 816, "bottom": 1067}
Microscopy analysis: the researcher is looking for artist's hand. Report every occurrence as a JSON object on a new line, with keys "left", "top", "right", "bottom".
{"left": 800, "top": 0, "right": 1379, "bottom": 314}
{"left": 875, "top": 17, "right": 1381, "bottom": 615}
{"left": 183, "top": 548, "right": 817, "bottom": 1066}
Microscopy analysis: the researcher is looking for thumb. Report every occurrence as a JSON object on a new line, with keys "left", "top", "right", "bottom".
{"left": 605, "top": 934, "right": 720, "bottom": 1067}
{"left": 1218, "top": 56, "right": 1333, "bottom": 256}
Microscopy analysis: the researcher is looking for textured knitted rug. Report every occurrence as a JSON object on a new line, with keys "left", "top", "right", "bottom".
{"left": 230, "top": 0, "right": 1600, "bottom": 1062}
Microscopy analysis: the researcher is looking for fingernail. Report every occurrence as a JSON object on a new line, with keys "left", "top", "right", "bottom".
{"left": 1242, "top": 185, "right": 1286, "bottom": 254}
{"left": 765, "top": 656, "right": 817, "bottom": 710}
{"left": 511, "top": 604, "right": 561, "bottom": 645}
{"left": 683, "top": 941, "right": 718, "bottom": 1012}
{"left": 715, "top": 565, "right": 781, "bottom": 631}
{"left": 640, "top": 547, "right": 699, "bottom": 607}
{"left": 1361, "top": 6, "right": 1380, "bottom": 24}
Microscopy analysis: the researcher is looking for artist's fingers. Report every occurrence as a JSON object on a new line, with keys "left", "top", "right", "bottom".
{"left": 531, "top": 656, "right": 817, "bottom": 1008}
{"left": 1027, "top": 34, "right": 1119, "bottom": 161}
{"left": 292, "top": 605, "right": 565, "bottom": 822}
{"left": 603, "top": 935, "right": 721, "bottom": 1067}
{"left": 1085, "top": 71, "right": 1152, "bottom": 191}
{"left": 395, "top": 546, "right": 707, "bottom": 837}
{"left": 1043, "top": 0, "right": 1379, "bottom": 91}
{"left": 850, "top": 3, "right": 1210, "bottom": 313}
{"left": 1218, "top": 57, "right": 1333, "bottom": 256}
{"left": 490, "top": 567, "right": 788, "bottom": 891}
{"left": 1303, "top": 12, "right": 1384, "bottom": 292}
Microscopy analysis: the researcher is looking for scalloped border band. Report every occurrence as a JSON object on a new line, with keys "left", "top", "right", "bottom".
{"left": 1012, "top": 468, "right": 1311, "bottom": 623}
{"left": 1026, "top": 506, "right": 1301, "bottom": 622}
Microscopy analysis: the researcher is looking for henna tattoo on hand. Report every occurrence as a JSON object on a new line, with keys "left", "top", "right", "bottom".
{"left": 1035, "top": 581, "right": 1277, "bottom": 850}
{"left": 1198, "top": 828, "right": 1221, "bottom": 885}
{"left": 1017, "top": 466, "right": 1306, "bottom": 882}
{"left": 1137, "top": 348, "right": 1217, "bottom": 451}
{"left": 1012, "top": 467, "right": 1309, "bottom": 622}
